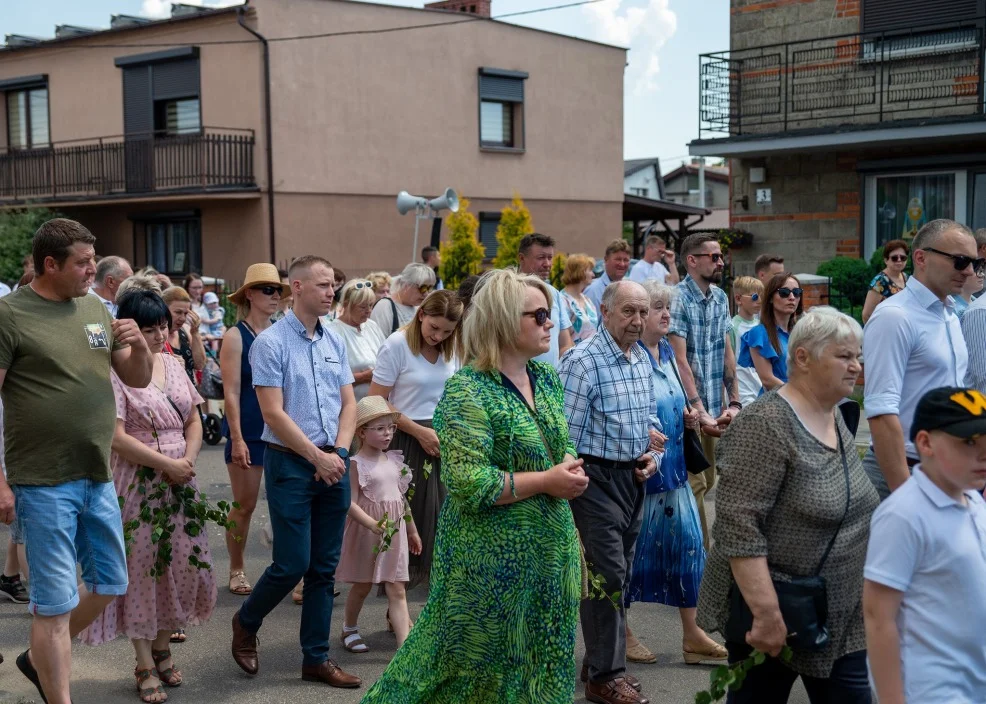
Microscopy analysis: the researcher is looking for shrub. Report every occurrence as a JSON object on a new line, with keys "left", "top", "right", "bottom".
{"left": 492, "top": 193, "right": 534, "bottom": 269}
{"left": 439, "top": 196, "right": 485, "bottom": 290}
{"left": 0, "top": 208, "right": 62, "bottom": 284}
{"left": 550, "top": 252, "right": 567, "bottom": 290}
{"left": 817, "top": 256, "right": 872, "bottom": 312}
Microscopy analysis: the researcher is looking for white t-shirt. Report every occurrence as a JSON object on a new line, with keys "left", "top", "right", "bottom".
{"left": 628, "top": 259, "right": 670, "bottom": 285}
{"left": 732, "top": 315, "right": 762, "bottom": 406}
{"left": 327, "top": 318, "right": 386, "bottom": 401}
{"left": 372, "top": 330, "right": 457, "bottom": 420}
{"left": 534, "top": 284, "right": 573, "bottom": 369}
{"left": 864, "top": 467, "right": 986, "bottom": 703}
{"left": 370, "top": 297, "right": 418, "bottom": 336}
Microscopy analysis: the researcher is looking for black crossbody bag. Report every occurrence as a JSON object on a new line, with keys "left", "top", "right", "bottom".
{"left": 724, "top": 424, "right": 851, "bottom": 653}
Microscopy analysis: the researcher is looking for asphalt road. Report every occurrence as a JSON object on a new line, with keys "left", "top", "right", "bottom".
{"left": 0, "top": 444, "right": 810, "bottom": 704}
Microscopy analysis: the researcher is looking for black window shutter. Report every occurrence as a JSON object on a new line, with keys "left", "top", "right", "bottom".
{"left": 151, "top": 59, "right": 199, "bottom": 101}
{"left": 123, "top": 65, "right": 153, "bottom": 135}
{"left": 479, "top": 75, "right": 524, "bottom": 103}
{"left": 862, "top": 0, "right": 982, "bottom": 33}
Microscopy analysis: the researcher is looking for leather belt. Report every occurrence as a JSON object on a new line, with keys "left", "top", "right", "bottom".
{"left": 580, "top": 454, "right": 637, "bottom": 471}
{"left": 266, "top": 443, "right": 333, "bottom": 458}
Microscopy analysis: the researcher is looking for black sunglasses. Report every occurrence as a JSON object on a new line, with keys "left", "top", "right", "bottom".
{"left": 888, "top": 255, "right": 908, "bottom": 263}
{"left": 776, "top": 287, "right": 803, "bottom": 299}
{"left": 523, "top": 308, "right": 550, "bottom": 326}
{"left": 923, "top": 247, "right": 986, "bottom": 276}
{"left": 693, "top": 252, "right": 724, "bottom": 263}
{"left": 251, "top": 285, "right": 281, "bottom": 296}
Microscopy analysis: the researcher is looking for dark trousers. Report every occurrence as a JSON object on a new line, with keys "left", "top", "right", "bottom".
{"left": 238, "top": 448, "right": 351, "bottom": 667}
{"left": 570, "top": 464, "right": 645, "bottom": 683}
{"left": 725, "top": 642, "right": 872, "bottom": 704}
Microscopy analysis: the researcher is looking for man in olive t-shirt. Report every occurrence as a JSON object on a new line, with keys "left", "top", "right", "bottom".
{"left": 0, "top": 219, "right": 152, "bottom": 704}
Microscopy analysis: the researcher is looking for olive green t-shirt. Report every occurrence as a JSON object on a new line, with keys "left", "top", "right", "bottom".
{"left": 0, "top": 286, "right": 124, "bottom": 486}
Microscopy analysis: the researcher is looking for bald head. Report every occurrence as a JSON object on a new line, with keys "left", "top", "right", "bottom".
{"left": 601, "top": 280, "right": 649, "bottom": 352}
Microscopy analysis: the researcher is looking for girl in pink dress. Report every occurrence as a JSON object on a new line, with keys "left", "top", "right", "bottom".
{"left": 80, "top": 290, "right": 217, "bottom": 704}
{"left": 336, "top": 397, "right": 422, "bottom": 653}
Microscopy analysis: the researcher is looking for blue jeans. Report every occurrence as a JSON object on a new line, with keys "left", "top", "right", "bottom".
{"left": 725, "top": 642, "right": 871, "bottom": 704}
{"left": 237, "top": 449, "right": 350, "bottom": 667}
{"left": 12, "top": 479, "right": 128, "bottom": 616}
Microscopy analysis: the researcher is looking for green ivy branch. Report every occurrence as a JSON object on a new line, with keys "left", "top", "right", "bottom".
{"left": 694, "top": 645, "right": 793, "bottom": 703}
{"left": 119, "top": 411, "right": 239, "bottom": 579}
{"left": 585, "top": 564, "right": 621, "bottom": 610}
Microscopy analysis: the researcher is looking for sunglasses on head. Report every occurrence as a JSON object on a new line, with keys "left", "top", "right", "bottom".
{"left": 351, "top": 280, "right": 372, "bottom": 290}
{"left": 251, "top": 285, "right": 281, "bottom": 296}
{"left": 523, "top": 307, "right": 550, "bottom": 326}
{"left": 923, "top": 247, "right": 986, "bottom": 276}
{"left": 888, "top": 255, "right": 908, "bottom": 263}
{"left": 776, "top": 287, "right": 803, "bottom": 299}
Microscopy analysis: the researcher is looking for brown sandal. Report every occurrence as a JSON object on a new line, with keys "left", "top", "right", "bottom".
{"left": 135, "top": 667, "right": 167, "bottom": 703}
{"left": 151, "top": 650, "right": 183, "bottom": 687}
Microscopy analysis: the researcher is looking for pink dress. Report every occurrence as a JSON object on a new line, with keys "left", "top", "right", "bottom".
{"left": 336, "top": 450, "right": 413, "bottom": 584}
{"left": 81, "top": 354, "right": 217, "bottom": 645}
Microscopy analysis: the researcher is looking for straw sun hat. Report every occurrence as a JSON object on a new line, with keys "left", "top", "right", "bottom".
{"left": 355, "top": 396, "right": 400, "bottom": 430}
{"left": 229, "top": 263, "right": 291, "bottom": 305}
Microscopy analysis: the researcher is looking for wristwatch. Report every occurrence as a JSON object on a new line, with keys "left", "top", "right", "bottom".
{"left": 328, "top": 446, "right": 351, "bottom": 470}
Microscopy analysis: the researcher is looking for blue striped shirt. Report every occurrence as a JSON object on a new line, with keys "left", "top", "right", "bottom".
{"left": 249, "top": 309, "right": 354, "bottom": 447}
{"left": 962, "top": 292, "right": 986, "bottom": 395}
{"left": 558, "top": 327, "right": 659, "bottom": 463}
{"left": 669, "top": 275, "right": 732, "bottom": 417}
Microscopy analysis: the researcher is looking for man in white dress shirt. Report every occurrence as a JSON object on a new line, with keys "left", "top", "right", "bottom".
{"left": 516, "top": 233, "right": 572, "bottom": 367}
{"left": 628, "top": 235, "right": 680, "bottom": 286}
{"left": 863, "top": 219, "right": 978, "bottom": 500}
{"left": 89, "top": 256, "right": 133, "bottom": 317}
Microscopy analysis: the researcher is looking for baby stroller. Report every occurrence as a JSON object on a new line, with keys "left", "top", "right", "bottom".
{"left": 198, "top": 347, "right": 225, "bottom": 446}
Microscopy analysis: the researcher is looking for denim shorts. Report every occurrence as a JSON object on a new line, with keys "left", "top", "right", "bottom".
{"left": 12, "top": 478, "right": 129, "bottom": 616}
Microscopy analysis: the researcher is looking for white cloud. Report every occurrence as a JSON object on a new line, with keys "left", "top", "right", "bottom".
{"left": 140, "top": 0, "right": 242, "bottom": 20}
{"left": 583, "top": 0, "right": 677, "bottom": 95}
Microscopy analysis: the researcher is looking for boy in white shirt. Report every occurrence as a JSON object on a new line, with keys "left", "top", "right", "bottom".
{"left": 729, "top": 276, "right": 763, "bottom": 406}
{"left": 863, "top": 386, "right": 986, "bottom": 704}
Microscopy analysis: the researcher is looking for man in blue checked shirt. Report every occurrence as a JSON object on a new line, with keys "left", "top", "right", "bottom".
{"left": 230, "top": 255, "right": 361, "bottom": 690}
{"left": 560, "top": 280, "right": 660, "bottom": 704}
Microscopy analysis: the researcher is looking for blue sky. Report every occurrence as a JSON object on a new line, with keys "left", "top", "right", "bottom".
{"left": 2, "top": 0, "right": 728, "bottom": 170}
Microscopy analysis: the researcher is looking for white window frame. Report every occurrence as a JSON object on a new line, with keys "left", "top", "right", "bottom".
{"left": 864, "top": 169, "right": 967, "bottom": 258}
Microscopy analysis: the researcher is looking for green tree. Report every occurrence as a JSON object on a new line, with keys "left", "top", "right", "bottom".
{"left": 492, "top": 193, "right": 534, "bottom": 269}
{"left": 439, "top": 196, "right": 485, "bottom": 290}
{"left": 0, "top": 208, "right": 62, "bottom": 284}
{"left": 550, "top": 252, "right": 567, "bottom": 290}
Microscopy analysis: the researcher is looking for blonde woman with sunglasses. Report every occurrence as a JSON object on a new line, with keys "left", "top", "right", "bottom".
{"left": 329, "top": 279, "right": 387, "bottom": 402}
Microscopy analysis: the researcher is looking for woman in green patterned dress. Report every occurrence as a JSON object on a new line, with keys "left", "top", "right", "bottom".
{"left": 362, "top": 269, "right": 589, "bottom": 703}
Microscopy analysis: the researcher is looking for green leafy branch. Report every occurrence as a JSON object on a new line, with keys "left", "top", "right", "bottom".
{"left": 585, "top": 564, "right": 621, "bottom": 610}
{"left": 372, "top": 511, "right": 401, "bottom": 558}
{"left": 694, "top": 646, "right": 793, "bottom": 703}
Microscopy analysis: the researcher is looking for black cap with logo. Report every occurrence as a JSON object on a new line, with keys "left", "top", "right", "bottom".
{"left": 910, "top": 387, "right": 986, "bottom": 442}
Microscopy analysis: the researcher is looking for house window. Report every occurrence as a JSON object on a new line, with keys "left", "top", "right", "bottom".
{"left": 6, "top": 86, "right": 49, "bottom": 149}
{"left": 479, "top": 68, "right": 527, "bottom": 151}
{"left": 145, "top": 218, "right": 201, "bottom": 275}
{"left": 154, "top": 97, "right": 200, "bottom": 136}
{"left": 630, "top": 187, "right": 649, "bottom": 197}
{"left": 864, "top": 170, "right": 965, "bottom": 256}
{"left": 479, "top": 212, "right": 501, "bottom": 258}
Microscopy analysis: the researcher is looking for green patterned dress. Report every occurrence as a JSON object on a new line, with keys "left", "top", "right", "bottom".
{"left": 361, "top": 362, "right": 582, "bottom": 703}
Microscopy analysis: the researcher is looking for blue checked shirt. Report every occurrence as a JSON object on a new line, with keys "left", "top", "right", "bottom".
{"left": 250, "top": 309, "right": 355, "bottom": 447}
{"left": 669, "top": 275, "right": 732, "bottom": 417}
{"left": 558, "top": 327, "right": 659, "bottom": 463}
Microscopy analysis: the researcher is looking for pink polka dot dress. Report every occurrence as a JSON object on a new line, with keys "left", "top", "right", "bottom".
{"left": 80, "top": 354, "right": 217, "bottom": 645}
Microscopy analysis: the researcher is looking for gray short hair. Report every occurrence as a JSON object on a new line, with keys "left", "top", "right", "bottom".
{"left": 640, "top": 280, "right": 673, "bottom": 308}
{"left": 95, "top": 256, "right": 130, "bottom": 285}
{"left": 394, "top": 262, "right": 436, "bottom": 292}
{"left": 115, "top": 274, "right": 162, "bottom": 302}
{"left": 787, "top": 306, "right": 862, "bottom": 365}
{"left": 601, "top": 280, "right": 646, "bottom": 310}
{"left": 912, "top": 218, "right": 973, "bottom": 252}
{"left": 340, "top": 279, "right": 377, "bottom": 310}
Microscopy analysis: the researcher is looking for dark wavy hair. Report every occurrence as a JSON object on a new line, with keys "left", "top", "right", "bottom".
{"left": 761, "top": 272, "right": 803, "bottom": 357}
{"left": 116, "top": 289, "right": 172, "bottom": 329}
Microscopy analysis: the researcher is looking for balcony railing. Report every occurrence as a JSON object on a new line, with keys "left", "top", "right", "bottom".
{"left": 698, "top": 18, "right": 986, "bottom": 140}
{"left": 0, "top": 127, "right": 255, "bottom": 202}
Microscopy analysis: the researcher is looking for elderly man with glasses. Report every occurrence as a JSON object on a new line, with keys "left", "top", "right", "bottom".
{"left": 864, "top": 219, "right": 980, "bottom": 501}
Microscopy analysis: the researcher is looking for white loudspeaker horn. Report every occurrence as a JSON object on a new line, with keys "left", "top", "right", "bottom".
{"left": 397, "top": 191, "right": 427, "bottom": 215}
{"left": 428, "top": 187, "right": 459, "bottom": 213}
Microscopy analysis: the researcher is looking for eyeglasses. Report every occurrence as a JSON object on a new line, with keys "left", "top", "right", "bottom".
{"left": 522, "top": 308, "right": 550, "bottom": 326}
{"left": 923, "top": 247, "right": 986, "bottom": 276}
{"left": 776, "top": 287, "right": 803, "bottom": 299}
{"left": 693, "top": 253, "right": 724, "bottom": 263}
{"left": 251, "top": 285, "right": 281, "bottom": 296}
{"left": 418, "top": 285, "right": 434, "bottom": 295}
{"left": 365, "top": 423, "right": 397, "bottom": 434}
{"left": 888, "top": 255, "right": 908, "bottom": 263}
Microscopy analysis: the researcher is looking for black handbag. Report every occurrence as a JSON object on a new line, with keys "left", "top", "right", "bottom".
{"left": 724, "top": 422, "right": 851, "bottom": 653}
{"left": 667, "top": 352, "right": 711, "bottom": 475}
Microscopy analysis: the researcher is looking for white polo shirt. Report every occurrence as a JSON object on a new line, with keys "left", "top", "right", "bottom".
{"left": 628, "top": 258, "right": 670, "bottom": 285}
{"left": 864, "top": 467, "right": 986, "bottom": 703}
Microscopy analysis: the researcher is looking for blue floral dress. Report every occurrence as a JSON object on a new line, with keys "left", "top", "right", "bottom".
{"left": 560, "top": 290, "right": 599, "bottom": 345}
{"left": 627, "top": 339, "right": 705, "bottom": 608}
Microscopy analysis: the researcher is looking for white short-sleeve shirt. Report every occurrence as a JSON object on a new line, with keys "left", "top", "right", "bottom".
{"left": 328, "top": 318, "right": 386, "bottom": 402}
{"left": 864, "top": 467, "right": 986, "bottom": 703}
{"left": 371, "top": 330, "right": 457, "bottom": 421}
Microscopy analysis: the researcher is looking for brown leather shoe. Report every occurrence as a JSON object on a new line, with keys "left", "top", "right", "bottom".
{"left": 301, "top": 659, "right": 361, "bottom": 689}
{"left": 580, "top": 664, "right": 642, "bottom": 692}
{"left": 231, "top": 611, "right": 259, "bottom": 675}
{"left": 585, "top": 677, "right": 649, "bottom": 704}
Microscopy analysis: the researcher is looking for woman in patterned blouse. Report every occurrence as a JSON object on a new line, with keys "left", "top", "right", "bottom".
{"left": 862, "top": 239, "right": 909, "bottom": 324}
{"left": 362, "top": 269, "right": 589, "bottom": 703}
{"left": 697, "top": 307, "right": 879, "bottom": 703}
